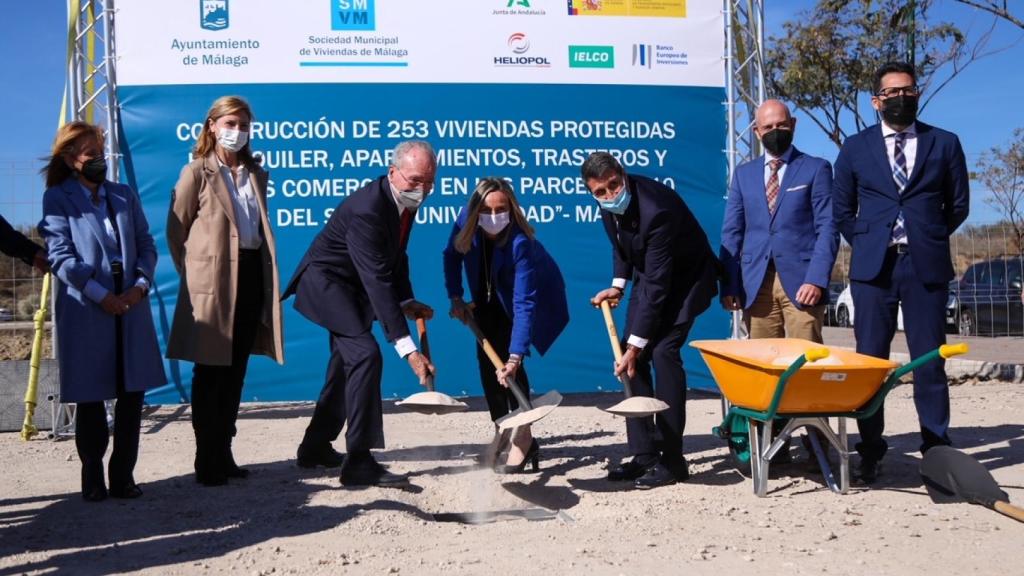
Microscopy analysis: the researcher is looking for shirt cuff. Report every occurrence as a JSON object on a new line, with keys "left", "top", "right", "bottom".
{"left": 612, "top": 278, "right": 627, "bottom": 289}
{"left": 626, "top": 335, "right": 649, "bottom": 350}
{"left": 393, "top": 335, "right": 417, "bottom": 358}
{"left": 135, "top": 276, "right": 150, "bottom": 293}
{"left": 83, "top": 279, "right": 110, "bottom": 303}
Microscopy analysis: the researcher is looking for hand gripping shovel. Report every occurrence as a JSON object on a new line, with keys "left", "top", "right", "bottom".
{"left": 920, "top": 445, "right": 1024, "bottom": 523}
{"left": 598, "top": 300, "right": 669, "bottom": 418}
{"left": 396, "top": 318, "right": 469, "bottom": 415}
{"left": 463, "top": 316, "right": 562, "bottom": 432}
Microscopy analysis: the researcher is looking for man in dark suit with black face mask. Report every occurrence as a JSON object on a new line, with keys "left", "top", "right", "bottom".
{"left": 833, "top": 62, "right": 970, "bottom": 484}
{"left": 584, "top": 152, "right": 718, "bottom": 490}
{"left": 283, "top": 140, "right": 437, "bottom": 487}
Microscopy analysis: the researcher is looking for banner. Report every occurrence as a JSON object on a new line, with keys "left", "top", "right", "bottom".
{"left": 115, "top": 0, "right": 729, "bottom": 404}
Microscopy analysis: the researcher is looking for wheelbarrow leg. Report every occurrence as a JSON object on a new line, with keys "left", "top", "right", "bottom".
{"left": 838, "top": 417, "right": 849, "bottom": 494}
{"left": 750, "top": 419, "right": 771, "bottom": 498}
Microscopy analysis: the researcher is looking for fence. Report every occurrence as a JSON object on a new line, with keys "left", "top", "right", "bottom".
{"left": 826, "top": 222, "right": 1024, "bottom": 338}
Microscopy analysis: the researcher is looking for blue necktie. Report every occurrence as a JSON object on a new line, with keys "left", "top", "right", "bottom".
{"left": 890, "top": 132, "right": 908, "bottom": 244}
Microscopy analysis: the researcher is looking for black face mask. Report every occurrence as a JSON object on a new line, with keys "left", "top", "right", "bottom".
{"left": 761, "top": 128, "right": 793, "bottom": 157}
{"left": 80, "top": 157, "right": 107, "bottom": 184}
{"left": 881, "top": 95, "right": 918, "bottom": 127}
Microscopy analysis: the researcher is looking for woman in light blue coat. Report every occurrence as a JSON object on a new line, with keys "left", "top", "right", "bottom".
{"left": 38, "top": 121, "right": 165, "bottom": 501}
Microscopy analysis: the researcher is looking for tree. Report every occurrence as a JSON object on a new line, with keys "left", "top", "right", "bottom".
{"left": 975, "top": 128, "right": 1024, "bottom": 253}
{"left": 954, "top": 1, "right": 1023, "bottom": 30}
{"left": 767, "top": 0, "right": 998, "bottom": 149}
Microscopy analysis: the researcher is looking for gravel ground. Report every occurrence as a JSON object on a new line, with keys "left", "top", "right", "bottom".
{"left": 2, "top": 381, "right": 1022, "bottom": 576}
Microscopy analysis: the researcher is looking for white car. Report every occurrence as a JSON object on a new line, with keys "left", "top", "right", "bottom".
{"left": 834, "top": 286, "right": 904, "bottom": 330}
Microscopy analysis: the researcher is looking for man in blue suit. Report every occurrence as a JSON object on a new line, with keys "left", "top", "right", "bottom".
{"left": 283, "top": 140, "right": 437, "bottom": 487}
{"left": 721, "top": 99, "right": 837, "bottom": 342}
{"left": 834, "top": 62, "right": 970, "bottom": 483}
{"left": 585, "top": 152, "right": 719, "bottom": 489}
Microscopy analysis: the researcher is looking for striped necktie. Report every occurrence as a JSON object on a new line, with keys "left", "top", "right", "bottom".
{"left": 766, "top": 158, "right": 783, "bottom": 215}
{"left": 890, "top": 132, "right": 908, "bottom": 244}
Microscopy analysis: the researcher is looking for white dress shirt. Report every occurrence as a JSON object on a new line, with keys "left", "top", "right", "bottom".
{"left": 881, "top": 121, "right": 917, "bottom": 246}
{"left": 387, "top": 178, "right": 417, "bottom": 358}
{"left": 217, "top": 160, "right": 263, "bottom": 250}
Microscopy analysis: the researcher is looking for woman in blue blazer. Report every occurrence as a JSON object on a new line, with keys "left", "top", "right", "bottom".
{"left": 38, "top": 121, "right": 165, "bottom": 501}
{"left": 443, "top": 178, "right": 569, "bottom": 473}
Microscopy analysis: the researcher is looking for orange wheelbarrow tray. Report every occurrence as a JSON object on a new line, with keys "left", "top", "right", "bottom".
{"left": 690, "top": 338, "right": 969, "bottom": 497}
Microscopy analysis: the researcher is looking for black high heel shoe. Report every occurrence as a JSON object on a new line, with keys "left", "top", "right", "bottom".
{"left": 494, "top": 439, "right": 540, "bottom": 474}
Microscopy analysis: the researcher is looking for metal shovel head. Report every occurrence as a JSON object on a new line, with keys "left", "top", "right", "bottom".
{"left": 920, "top": 446, "right": 1009, "bottom": 506}
{"left": 495, "top": 391, "right": 563, "bottom": 431}
{"left": 396, "top": 391, "right": 469, "bottom": 415}
{"left": 604, "top": 396, "right": 670, "bottom": 418}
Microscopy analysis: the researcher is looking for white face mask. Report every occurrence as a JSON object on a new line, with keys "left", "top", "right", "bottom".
{"left": 216, "top": 128, "right": 249, "bottom": 152}
{"left": 397, "top": 188, "right": 425, "bottom": 210}
{"left": 479, "top": 211, "right": 510, "bottom": 235}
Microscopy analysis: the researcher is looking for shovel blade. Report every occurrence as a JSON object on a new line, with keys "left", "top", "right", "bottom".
{"left": 604, "top": 396, "right": 669, "bottom": 418}
{"left": 396, "top": 391, "right": 469, "bottom": 415}
{"left": 495, "top": 391, "right": 562, "bottom": 431}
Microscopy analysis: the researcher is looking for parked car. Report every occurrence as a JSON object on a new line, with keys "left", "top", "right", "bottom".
{"left": 834, "top": 285, "right": 904, "bottom": 330}
{"left": 824, "top": 282, "right": 846, "bottom": 326}
{"left": 950, "top": 256, "right": 1024, "bottom": 336}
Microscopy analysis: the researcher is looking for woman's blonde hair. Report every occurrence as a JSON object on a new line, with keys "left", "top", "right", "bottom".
{"left": 454, "top": 177, "right": 534, "bottom": 254}
{"left": 193, "top": 95, "right": 259, "bottom": 170}
{"left": 41, "top": 121, "right": 105, "bottom": 188}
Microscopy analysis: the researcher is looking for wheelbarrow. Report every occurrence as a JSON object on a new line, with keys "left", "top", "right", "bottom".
{"left": 690, "top": 338, "right": 969, "bottom": 497}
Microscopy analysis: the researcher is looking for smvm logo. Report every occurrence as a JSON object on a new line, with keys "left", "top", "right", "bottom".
{"left": 332, "top": 0, "right": 375, "bottom": 31}
{"left": 632, "top": 44, "right": 654, "bottom": 68}
{"left": 569, "top": 45, "right": 614, "bottom": 68}
{"left": 200, "top": 0, "right": 228, "bottom": 31}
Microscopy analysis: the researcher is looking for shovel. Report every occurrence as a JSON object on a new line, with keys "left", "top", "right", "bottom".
{"left": 396, "top": 318, "right": 469, "bottom": 415}
{"left": 598, "top": 300, "right": 669, "bottom": 418}
{"left": 920, "top": 446, "right": 1024, "bottom": 523}
{"left": 463, "top": 316, "right": 562, "bottom": 432}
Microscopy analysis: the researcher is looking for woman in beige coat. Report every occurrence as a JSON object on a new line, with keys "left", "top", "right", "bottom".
{"left": 167, "top": 96, "right": 284, "bottom": 486}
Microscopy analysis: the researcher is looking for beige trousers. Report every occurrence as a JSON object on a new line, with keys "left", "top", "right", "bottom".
{"left": 743, "top": 265, "right": 825, "bottom": 343}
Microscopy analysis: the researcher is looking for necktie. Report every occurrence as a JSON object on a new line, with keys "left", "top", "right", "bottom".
{"left": 891, "top": 132, "right": 908, "bottom": 244}
{"left": 766, "top": 158, "right": 783, "bottom": 215}
{"left": 399, "top": 209, "right": 414, "bottom": 250}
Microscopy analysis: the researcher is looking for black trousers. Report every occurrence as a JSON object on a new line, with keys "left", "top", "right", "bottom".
{"left": 75, "top": 268, "right": 144, "bottom": 492}
{"left": 853, "top": 249, "right": 951, "bottom": 461}
{"left": 301, "top": 329, "right": 385, "bottom": 453}
{"left": 622, "top": 319, "right": 694, "bottom": 464}
{"left": 191, "top": 249, "right": 263, "bottom": 472}
{"left": 473, "top": 294, "right": 530, "bottom": 422}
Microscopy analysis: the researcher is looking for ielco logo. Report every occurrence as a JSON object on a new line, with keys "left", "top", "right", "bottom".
{"left": 494, "top": 32, "right": 550, "bottom": 67}
{"left": 507, "top": 32, "right": 530, "bottom": 54}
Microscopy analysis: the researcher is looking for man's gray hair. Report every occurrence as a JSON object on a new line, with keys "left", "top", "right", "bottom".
{"left": 390, "top": 140, "right": 437, "bottom": 169}
{"left": 580, "top": 151, "right": 624, "bottom": 181}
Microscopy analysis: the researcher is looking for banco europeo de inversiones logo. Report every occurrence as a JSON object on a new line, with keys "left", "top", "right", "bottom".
{"left": 569, "top": 45, "right": 614, "bottom": 68}
{"left": 200, "top": 0, "right": 228, "bottom": 31}
{"left": 632, "top": 44, "right": 653, "bottom": 68}
{"left": 332, "top": 0, "right": 376, "bottom": 31}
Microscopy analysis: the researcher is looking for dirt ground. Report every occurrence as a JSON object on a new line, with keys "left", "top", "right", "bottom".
{"left": 1, "top": 380, "right": 1022, "bottom": 576}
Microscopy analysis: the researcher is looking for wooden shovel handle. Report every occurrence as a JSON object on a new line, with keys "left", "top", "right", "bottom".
{"left": 415, "top": 317, "right": 435, "bottom": 392}
{"left": 994, "top": 500, "right": 1024, "bottom": 523}
{"left": 415, "top": 317, "right": 431, "bottom": 360}
{"left": 600, "top": 300, "right": 625, "bottom": 363}
{"left": 464, "top": 317, "right": 533, "bottom": 410}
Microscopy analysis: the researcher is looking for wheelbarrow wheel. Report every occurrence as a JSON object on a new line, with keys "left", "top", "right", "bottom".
{"left": 727, "top": 416, "right": 752, "bottom": 477}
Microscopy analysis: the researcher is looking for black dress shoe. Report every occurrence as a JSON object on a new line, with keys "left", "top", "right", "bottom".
{"left": 494, "top": 440, "right": 540, "bottom": 474}
{"left": 661, "top": 458, "right": 690, "bottom": 482}
{"left": 339, "top": 457, "right": 409, "bottom": 487}
{"left": 81, "top": 464, "right": 107, "bottom": 502}
{"left": 109, "top": 483, "right": 144, "bottom": 499}
{"left": 857, "top": 458, "right": 881, "bottom": 485}
{"left": 297, "top": 445, "right": 345, "bottom": 469}
{"left": 195, "top": 470, "right": 229, "bottom": 487}
{"left": 82, "top": 486, "right": 108, "bottom": 502}
{"left": 634, "top": 463, "right": 678, "bottom": 490}
{"left": 607, "top": 457, "right": 657, "bottom": 482}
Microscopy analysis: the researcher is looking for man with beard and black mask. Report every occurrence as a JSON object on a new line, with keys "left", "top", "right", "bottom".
{"left": 833, "top": 62, "right": 970, "bottom": 485}
{"left": 282, "top": 140, "right": 437, "bottom": 487}
{"left": 720, "top": 99, "right": 837, "bottom": 466}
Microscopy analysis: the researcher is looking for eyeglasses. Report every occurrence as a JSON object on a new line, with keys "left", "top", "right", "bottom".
{"left": 396, "top": 165, "right": 434, "bottom": 190}
{"left": 876, "top": 86, "right": 920, "bottom": 98}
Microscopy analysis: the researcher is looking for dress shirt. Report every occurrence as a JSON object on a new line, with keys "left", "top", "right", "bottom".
{"left": 216, "top": 160, "right": 263, "bottom": 250}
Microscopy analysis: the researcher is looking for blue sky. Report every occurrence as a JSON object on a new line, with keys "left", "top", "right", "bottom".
{"left": 1, "top": 1, "right": 1021, "bottom": 225}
